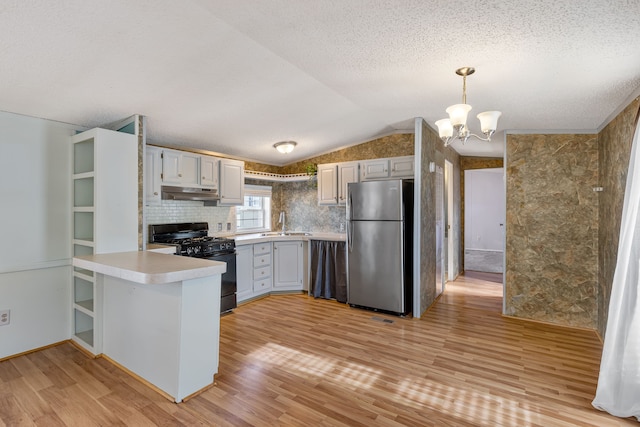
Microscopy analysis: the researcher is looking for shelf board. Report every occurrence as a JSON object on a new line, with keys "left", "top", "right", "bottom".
{"left": 73, "top": 271, "right": 95, "bottom": 282}
{"left": 73, "top": 207, "right": 95, "bottom": 213}
{"left": 73, "top": 267, "right": 94, "bottom": 277}
{"left": 73, "top": 171, "right": 95, "bottom": 180}
{"left": 75, "top": 299, "right": 94, "bottom": 313}
{"left": 74, "top": 330, "right": 94, "bottom": 347}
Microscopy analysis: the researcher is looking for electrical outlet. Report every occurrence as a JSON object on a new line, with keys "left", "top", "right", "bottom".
{"left": 226, "top": 223, "right": 231, "bottom": 231}
{"left": 217, "top": 223, "right": 223, "bottom": 231}
{"left": 0, "top": 310, "right": 10, "bottom": 326}
{"left": 339, "top": 222, "right": 345, "bottom": 233}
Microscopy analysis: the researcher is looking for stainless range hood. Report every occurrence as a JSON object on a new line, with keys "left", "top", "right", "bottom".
{"left": 161, "top": 186, "right": 220, "bottom": 205}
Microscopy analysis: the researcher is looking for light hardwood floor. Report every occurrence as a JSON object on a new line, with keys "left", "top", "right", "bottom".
{"left": 1, "top": 274, "right": 635, "bottom": 426}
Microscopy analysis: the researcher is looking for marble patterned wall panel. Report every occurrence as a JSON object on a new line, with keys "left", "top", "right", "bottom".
{"left": 417, "top": 119, "right": 461, "bottom": 315}
{"left": 279, "top": 181, "right": 346, "bottom": 233}
{"left": 505, "top": 134, "right": 598, "bottom": 328}
{"left": 597, "top": 98, "right": 640, "bottom": 337}
{"left": 243, "top": 161, "right": 281, "bottom": 174}
{"left": 279, "top": 133, "right": 414, "bottom": 174}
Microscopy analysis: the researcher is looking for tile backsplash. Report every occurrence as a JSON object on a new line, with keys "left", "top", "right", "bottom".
{"left": 145, "top": 200, "right": 236, "bottom": 237}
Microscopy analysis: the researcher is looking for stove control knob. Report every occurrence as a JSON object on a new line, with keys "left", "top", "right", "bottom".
{"left": 186, "top": 247, "right": 193, "bottom": 256}
{"left": 194, "top": 246, "right": 201, "bottom": 255}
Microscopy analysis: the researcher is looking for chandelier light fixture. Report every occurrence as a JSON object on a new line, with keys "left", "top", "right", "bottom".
{"left": 273, "top": 140, "right": 297, "bottom": 154}
{"left": 435, "top": 67, "right": 501, "bottom": 147}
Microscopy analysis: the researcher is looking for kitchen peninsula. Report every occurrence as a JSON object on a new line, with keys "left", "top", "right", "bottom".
{"left": 73, "top": 251, "right": 226, "bottom": 403}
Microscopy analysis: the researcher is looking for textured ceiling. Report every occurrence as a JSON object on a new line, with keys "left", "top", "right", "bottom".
{"left": 1, "top": 0, "right": 639, "bottom": 165}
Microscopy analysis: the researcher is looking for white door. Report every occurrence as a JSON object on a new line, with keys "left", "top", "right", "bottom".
{"left": 445, "top": 160, "right": 455, "bottom": 281}
{"left": 435, "top": 164, "right": 444, "bottom": 296}
{"left": 464, "top": 168, "right": 505, "bottom": 273}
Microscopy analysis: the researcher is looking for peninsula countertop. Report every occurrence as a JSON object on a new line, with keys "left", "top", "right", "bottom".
{"left": 73, "top": 251, "right": 226, "bottom": 285}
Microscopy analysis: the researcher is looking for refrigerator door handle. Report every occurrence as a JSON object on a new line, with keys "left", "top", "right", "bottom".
{"left": 347, "top": 192, "right": 353, "bottom": 252}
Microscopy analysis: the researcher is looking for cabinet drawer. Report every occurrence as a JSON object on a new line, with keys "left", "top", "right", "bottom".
{"left": 253, "top": 242, "right": 272, "bottom": 256}
{"left": 253, "top": 265, "right": 271, "bottom": 280}
{"left": 253, "top": 278, "right": 272, "bottom": 293}
{"left": 254, "top": 253, "right": 271, "bottom": 267}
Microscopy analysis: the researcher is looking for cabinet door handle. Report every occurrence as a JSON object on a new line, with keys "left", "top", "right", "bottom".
{"left": 202, "top": 176, "right": 206, "bottom": 179}
{"left": 178, "top": 173, "right": 182, "bottom": 177}
{"left": 153, "top": 192, "right": 158, "bottom": 195}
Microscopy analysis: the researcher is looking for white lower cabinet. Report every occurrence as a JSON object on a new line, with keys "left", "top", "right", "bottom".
{"left": 236, "top": 242, "right": 273, "bottom": 303}
{"left": 236, "top": 245, "right": 253, "bottom": 302}
{"left": 273, "top": 241, "right": 304, "bottom": 291}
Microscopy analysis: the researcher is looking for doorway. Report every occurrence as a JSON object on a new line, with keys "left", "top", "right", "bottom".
{"left": 464, "top": 168, "right": 505, "bottom": 274}
{"left": 444, "top": 160, "right": 454, "bottom": 283}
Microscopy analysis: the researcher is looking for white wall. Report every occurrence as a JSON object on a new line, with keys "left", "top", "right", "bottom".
{"left": 0, "top": 111, "right": 82, "bottom": 359}
{"left": 464, "top": 168, "right": 505, "bottom": 251}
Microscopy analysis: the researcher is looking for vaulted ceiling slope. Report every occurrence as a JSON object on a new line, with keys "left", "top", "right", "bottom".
{"left": 1, "top": 1, "right": 639, "bottom": 165}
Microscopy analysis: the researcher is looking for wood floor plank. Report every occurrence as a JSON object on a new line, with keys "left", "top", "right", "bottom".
{"left": 0, "top": 273, "right": 637, "bottom": 426}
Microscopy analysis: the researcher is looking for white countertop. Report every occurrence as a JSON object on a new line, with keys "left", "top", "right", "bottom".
{"left": 73, "top": 251, "right": 226, "bottom": 285}
{"left": 234, "top": 232, "right": 346, "bottom": 245}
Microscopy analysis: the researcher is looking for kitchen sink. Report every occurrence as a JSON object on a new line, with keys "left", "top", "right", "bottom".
{"left": 260, "top": 232, "right": 312, "bottom": 237}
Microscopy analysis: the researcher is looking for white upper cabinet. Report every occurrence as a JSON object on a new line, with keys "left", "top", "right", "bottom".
{"left": 162, "top": 149, "right": 200, "bottom": 186}
{"left": 360, "top": 159, "right": 389, "bottom": 180}
{"left": 390, "top": 156, "right": 415, "bottom": 178}
{"left": 337, "top": 162, "right": 359, "bottom": 205}
{"left": 318, "top": 157, "right": 413, "bottom": 204}
{"left": 317, "top": 163, "right": 338, "bottom": 205}
{"left": 361, "top": 156, "right": 414, "bottom": 181}
{"left": 145, "top": 146, "right": 162, "bottom": 205}
{"left": 153, "top": 149, "right": 245, "bottom": 201}
{"left": 218, "top": 158, "right": 245, "bottom": 206}
{"left": 200, "top": 155, "right": 219, "bottom": 189}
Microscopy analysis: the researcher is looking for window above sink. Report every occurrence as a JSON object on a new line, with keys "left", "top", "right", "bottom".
{"left": 236, "top": 185, "right": 272, "bottom": 233}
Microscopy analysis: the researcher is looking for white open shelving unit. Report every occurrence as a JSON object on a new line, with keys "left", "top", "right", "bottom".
{"left": 71, "top": 128, "right": 138, "bottom": 355}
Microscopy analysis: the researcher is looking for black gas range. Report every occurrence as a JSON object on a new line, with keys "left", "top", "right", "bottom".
{"left": 149, "top": 222, "right": 237, "bottom": 313}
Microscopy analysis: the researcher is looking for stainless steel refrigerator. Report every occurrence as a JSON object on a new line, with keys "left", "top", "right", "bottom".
{"left": 346, "top": 179, "right": 413, "bottom": 315}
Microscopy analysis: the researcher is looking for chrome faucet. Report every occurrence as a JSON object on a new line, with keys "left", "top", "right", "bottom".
{"left": 278, "top": 211, "right": 286, "bottom": 234}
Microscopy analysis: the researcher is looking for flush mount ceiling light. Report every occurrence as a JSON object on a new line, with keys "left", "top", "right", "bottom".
{"left": 273, "top": 140, "right": 297, "bottom": 154}
{"left": 435, "top": 67, "right": 502, "bottom": 147}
